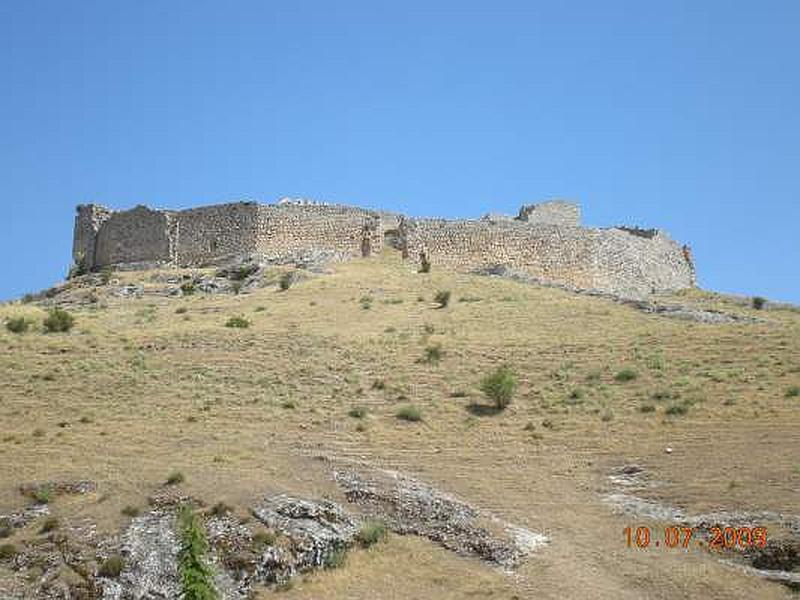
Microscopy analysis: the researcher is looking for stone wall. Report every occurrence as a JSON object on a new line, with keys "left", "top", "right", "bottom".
{"left": 73, "top": 201, "right": 382, "bottom": 270}
{"left": 71, "top": 197, "right": 695, "bottom": 299}
{"left": 517, "top": 200, "right": 580, "bottom": 227}
{"left": 400, "top": 218, "right": 695, "bottom": 299}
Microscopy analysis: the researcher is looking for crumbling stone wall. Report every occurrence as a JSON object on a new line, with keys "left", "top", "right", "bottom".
{"left": 517, "top": 200, "right": 580, "bottom": 227}
{"left": 73, "top": 201, "right": 382, "bottom": 270}
{"left": 400, "top": 217, "right": 695, "bottom": 298}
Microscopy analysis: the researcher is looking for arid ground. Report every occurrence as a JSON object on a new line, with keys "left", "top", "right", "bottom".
{"left": 1, "top": 252, "right": 798, "bottom": 598}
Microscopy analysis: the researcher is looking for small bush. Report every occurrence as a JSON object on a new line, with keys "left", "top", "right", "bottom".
{"left": 359, "top": 295, "right": 373, "bottom": 310}
{"left": 396, "top": 405, "right": 422, "bottom": 422}
{"left": 175, "top": 307, "right": 188, "bottom": 315}
{"left": 665, "top": 402, "right": 689, "bottom": 416}
{"left": 39, "top": 517, "right": 59, "bottom": 534}
{"left": 348, "top": 407, "right": 367, "bottom": 419}
{"left": 418, "top": 254, "right": 431, "bottom": 273}
{"left": 228, "top": 264, "right": 259, "bottom": 281}
{"left": 99, "top": 554, "right": 125, "bottom": 578}
{"left": 180, "top": 282, "right": 196, "bottom": 295}
{"left": 6, "top": 317, "right": 31, "bottom": 334}
{"left": 279, "top": 272, "right": 294, "bottom": 291}
{"left": 324, "top": 548, "right": 348, "bottom": 569}
{"left": 614, "top": 369, "right": 638, "bottom": 382}
{"left": 356, "top": 521, "right": 388, "bottom": 547}
{"left": 0, "top": 543, "right": 17, "bottom": 560}
{"left": 99, "top": 267, "right": 114, "bottom": 285}
{"left": 225, "top": 316, "right": 250, "bottom": 329}
{"left": 281, "top": 399, "right": 296, "bottom": 409}
{"left": 785, "top": 385, "right": 800, "bottom": 398}
{"left": 434, "top": 290, "right": 451, "bottom": 308}
{"left": 166, "top": 471, "right": 185, "bottom": 486}
{"left": 421, "top": 344, "right": 444, "bottom": 364}
{"left": 480, "top": 366, "right": 518, "bottom": 410}
{"left": 0, "top": 520, "right": 11, "bottom": 539}
{"left": 32, "top": 486, "right": 52, "bottom": 504}
{"left": 752, "top": 296, "right": 766, "bottom": 310}
{"left": 43, "top": 308, "right": 75, "bottom": 333}
{"left": 252, "top": 531, "right": 276, "bottom": 547}
{"left": 639, "top": 403, "right": 656, "bottom": 413}
{"left": 209, "top": 502, "right": 233, "bottom": 517}
{"left": 601, "top": 410, "right": 614, "bottom": 422}
{"left": 121, "top": 505, "right": 140, "bottom": 518}
{"left": 177, "top": 505, "right": 217, "bottom": 600}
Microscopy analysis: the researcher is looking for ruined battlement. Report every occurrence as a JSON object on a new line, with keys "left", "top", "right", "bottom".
{"left": 72, "top": 199, "right": 696, "bottom": 299}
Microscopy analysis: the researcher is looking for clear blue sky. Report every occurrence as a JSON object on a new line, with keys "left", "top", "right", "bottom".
{"left": 2, "top": 1, "right": 798, "bottom": 302}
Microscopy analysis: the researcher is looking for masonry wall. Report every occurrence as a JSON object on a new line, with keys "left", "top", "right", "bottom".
{"left": 73, "top": 201, "right": 383, "bottom": 270}
{"left": 400, "top": 218, "right": 694, "bottom": 298}
{"left": 253, "top": 204, "right": 382, "bottom": 261}
{"left": 94, "top": 206, "right": 173, "bottom": 268}
{"left": 517, "top": 201, "right": 581, "bottom": 227}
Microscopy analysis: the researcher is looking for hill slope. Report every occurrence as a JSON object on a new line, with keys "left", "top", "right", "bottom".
{"left": 1, "top": 253, "right": 798, "bottom": 598}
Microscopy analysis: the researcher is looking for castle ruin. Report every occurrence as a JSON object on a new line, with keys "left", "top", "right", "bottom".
{"left": 73, "top": 198, "right": 696, "bottom": 299}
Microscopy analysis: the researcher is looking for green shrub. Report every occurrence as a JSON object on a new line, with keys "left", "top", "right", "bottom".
{"left": 785, "top": 385, "right": 800, "bottom": 398}
{"left": 396, "top": 405, "right": 422, "bottom": 422}
{"left": 43, "top": 308, "right": 75, "bottom": 333}
{"left": 166, "top": 471, "right": 185, "bottom": 485}
{"left": 421, "top": 344, "right": 443, "bottom": 364}
{"left": 752, "top": 296, "right": 766, "bottom": 310}
{"left": 480, "top": 366, "right": 518, "bottom": 410}
{"left": 356, "top": 521, "right": 388, "bottom": 547}
{"left": 279, "top": 272, "right": 294, "bottom": 291}
{"left": 324, "top": 548, "right": 348, "bottom": 569}
{"left": 639, "top": 403, "right": 656, "bottom": 413}
{"left": 39, "top": 517, "right": 59, "bottom": 534}
{"left": 6, "top": 317, "right": 31, "bottom": 334}
{"left": 32, "top": 486, "right": 52, "bottom": 504}
{"left": 225, "top": 316, "right": 250, "bottom": 329}
{"left": 99, "top": 554, "right": 125, "bottom": 578}
{"left": 665, "top": 402, "right": 689, "bottom": 416}
{"left": 180, "top": 282, "right": 196, "bottom": 295}
{"left": 434, "top": 290, "right": 451, "bottom": 308}
{"left": 614, "top": 368, "right": 638, "bottom": 382}
{"left": 227, "top": 264, "right": 259, "bottom": 281}
{"left": 178, "top": 506, "right": 218, "bottom": 599}
{"left": 348, "top": 407, "right": 367, "bottom": 419}
{"left": 0, "top": 543, "right": 17, "bottom": 560}
{"left": 121, "top": 505, "right": 140, "bottom": 518}
{"left": 175, "top": 307, "right": 188, "bottom": 315}
{"left": 0, "top": 520, "right": 11, "bottom": 539}
{"left": 281, "top": 399, "right": 296, "bottom": 409}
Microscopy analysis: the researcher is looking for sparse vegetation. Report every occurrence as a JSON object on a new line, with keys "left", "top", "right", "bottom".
{"left": 32, "top": 486, "right": 52, "bottom": 504}
{"left": 99, "top": 554, "right": 125, "bottom": 577}
{"left": 175, "top": 306, "right": 188, "bottom": 314}
{"left": 752, "top": 296, "right": 766, "bottom": 310}
{"left": 324, "top": 548, "right": 348, "bottom": 569}
{"left": 434, "top": 290, "right": 451, "bottom": 308}
{"left": 356, "top": 520, "right": 388, "bottom": 547}
{"left": 480, "top": 365, "right": 517, "bottom": 410}
{"left": 665, "top": 401, "right": 690, "bottom": 416}
{"left": 348, "top": 406, "right": 367, "bottom": 419}
{"left": 421, "top": 343, "right": 444, "bottom": 364}
{"left": 43, "top": 308, "right": 75, "bottom": 333}
{"left": 279, "top": 272, "right": 294, "bottom": 291}
{"left": 0, "top": 543, "right": 17, "bottom": 560}
{"left": 121, "top": 505, "right": 140, "bottom": 518}
{"left": 225, "top": 316, "right": 250, "bottom": 328}
{"left": 6, "top": 316, "right": 32, "bottom": 334}
{"left": 396, "top": 405, "right": 422, "bottom": 422}
{"left": 786, "top": 385, "right": 800, "bottom": 398}
{"left": 209, "top": 502, "right": 233, "bottom": 517}
{"left": 252, "top": 531, "right": 276, "bottom": 547}
{"left": 39, "top": 517, "right": 59, "bottom": 534}
{"left": 166, "top": 471, "right": 185, "bottom": 485}
{"left": 614, "top": 368, "right": 638, "bottom": 382}
{"left": 177, "top": 505, "right": 218, "bottom": 600}
{"left": 0, "top": 520, "right": 11, "bottom": 539}
{"left": 180, "top": 281, "right": 196, "bottom": 295}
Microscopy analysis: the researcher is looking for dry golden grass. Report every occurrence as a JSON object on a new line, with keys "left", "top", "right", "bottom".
{"left": 1, "top": 251, "right": 798, "bottom": 598}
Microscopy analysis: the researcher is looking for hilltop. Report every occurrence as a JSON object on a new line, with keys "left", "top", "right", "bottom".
{"left": 1, "top": 252, "right": 798, "bottom": 599}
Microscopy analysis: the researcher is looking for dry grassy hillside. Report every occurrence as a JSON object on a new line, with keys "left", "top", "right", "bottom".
{"left": 1, "top": 252, "right": 798, "bottom": 599}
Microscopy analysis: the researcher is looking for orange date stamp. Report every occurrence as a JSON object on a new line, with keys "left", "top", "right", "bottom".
{"left": 624, "top": 526, "right": 768, "bottom": 551}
